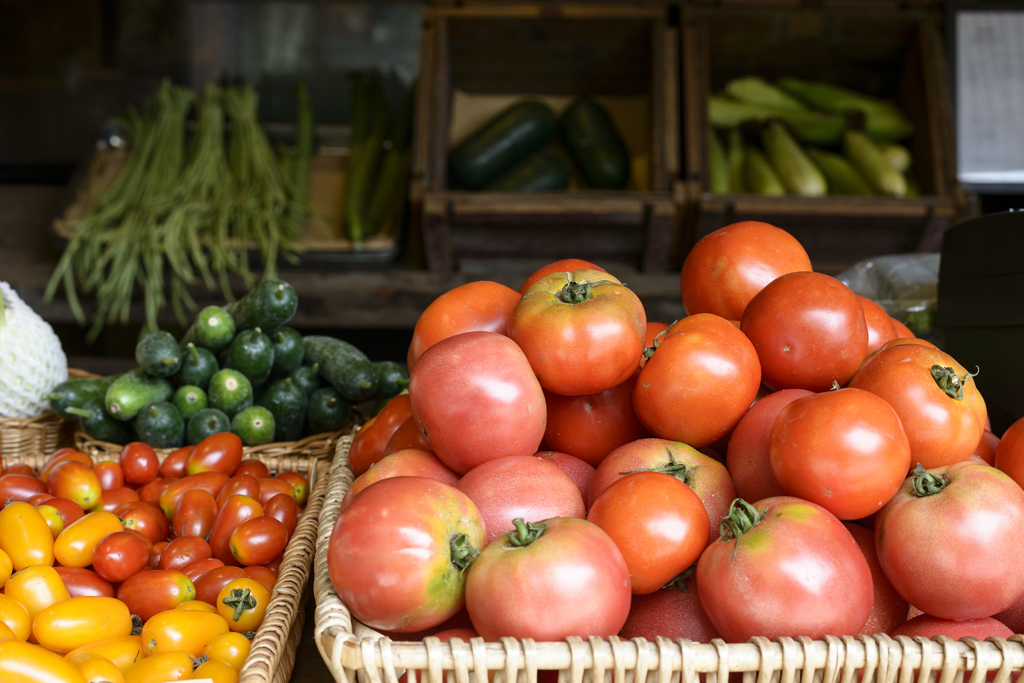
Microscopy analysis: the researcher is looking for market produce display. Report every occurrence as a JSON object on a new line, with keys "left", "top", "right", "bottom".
{"left": 448, "top": 98, "right": 631, "bottom": 192}
{"left": 0, "top": 282, "right": 68, "bottom": 419}
{"left": 329, "top": 218, "right": 1024, "bottom": 649}
{"left": 48, "top": 280, "right": 405, "bottom": 449}
{"left": 708, "top": 76, "right": 916, "bottom": 197}
{"left": 0, "top": 432, "right": 307, "bottom": 681}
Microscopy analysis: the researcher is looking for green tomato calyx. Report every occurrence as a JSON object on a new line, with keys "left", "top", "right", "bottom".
{"left": 506, "top": 518, "right": 547, "bottom": 547}
{"left": 931, "top": 364, "right": 979, "bottom": 400}
{"left": 719, "top": 498, "right": 766, "bottom": 542}
{"left": 911, "top": 463, "right": 950, "bottom": 497}
{"left": 449, "top": 533, "right": 480, "bottom": 572}
{"left": 663, "top": 566, "right": 696, "bottom": 591}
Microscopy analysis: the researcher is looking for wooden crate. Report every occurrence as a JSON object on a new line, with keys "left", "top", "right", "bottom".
{"left": 680, "top": 2, "right": 962, "bottom": 274}
{"left": 413, "top": 2, "right": 680, "bottom": 272}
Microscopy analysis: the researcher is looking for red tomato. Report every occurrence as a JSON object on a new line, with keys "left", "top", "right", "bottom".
{"left": 148, "top": 541, "right": 168, "bottom": 569}
{"left": 47, "top": 460, "right": 102, "bottom": 510}
{"left": 0, "top": 474, "right": 47, "bottom": 503}
{"left": 116, "top": 569, "right": 196, "bottom": 621}
{"left": 995, "top": 415, "right": 1024, "bottom": 489}
{"left": 95, "top": 486, "right": 140, "bottom": 514}
{"left": 349, "top": 395, "right": 412, "bottom": 477}
{"left": 875, "top": 461, "right": 1024, "bottom": 620}
{"left": 92, "top": 462, "right": 123, "bottom": 491}
{"left": 160, "top": 446, "right": 193, "bottom": 479}
{"left": 407, "top": 281, "right": 521, "bottom": 373}
{"left": 172, "top": 489, "right": 218, "bottom": 539}
{"left": 382, "top": 417, "right": 432, "bottom": 457}
{"left": 532, "top": 451, "right": 595, "bottom": 508}
{"left": 409, "top": 332, "right": 546, "bottom": 475}
{"left": 770, "top": 388, "right": 912, "bottom": 520}
{"left": 216, "top": 475, "right": 261, "bottom": 508}
{"left": 274, "top": 472, "right": 308, "bottom": 507}
{"left": 209, "top": 495, "right": 264, "bottom": 565}
{"left": 119, "top": 442, "right": 160, "bottom": 485}
{"left": 509, "top": 269, "right": 646, "bottom": 396}
{"left": 639, "top": 322, "right": 671, "bottom": 368}
{"left": 229, "top": 517, "right": 287, "bottom": 566}
{"left": 972, "top": 430, "right": 999, "bottom": 466}
{"left": 187, "top": 433, "right": 243, "bottom": 476}
{"left": 858, "top": 296, "right": 897, "bottom": 355}
{"left": 2, "top": 463, "right": 35, "bottom": 477}
{"left": 520, "top": 259, "right": 605, "bottom": 295}
{"left": 634, "top": 314, "right": 761, "bottom": 447}
{"left": 891, "top": 318, "right": 915, "bottom": 339}
{"left": 590, "top": 439, "right": 736, "bottom": 542}
{"left": 542, "top": 369, "right": 649, "bottom": 467}
{"left": 892, "top": 614, "right": 1012, "bottom": 640}
{"left": 843, "top": 523, "right": 907, "bottom": 635}
{"left": 465, "top": 517, "right": 631, "bottom": 641}
{"left": 995, "top": 589, "right": 1024, "bottom": 633}
{"left": 588, "top": 472, "right": 710, "bottom": 594}
{"left": 850, "top": 344, "right": 987, "bottom": 469}
{"left": 194, "top": 566, "right": 247, "bottom": 605}
{"left": 264, "top": 493, "right": 299, "bottom": 538}
{"left": 118, "top": 501, "right": 169, "bottom": 541}
{"left": 328, "top": 477, "right": 486, "bottom": 632}
{"left": 456, "top": 455, "right": 585, "bottom": 544}
{"left": 139, "top": 477, "right": 176, "bottom": 507}
{"left": 92, "top": 530, "right": 151, "bottom": 583}
{"left": 40, "top": 450, "right": 93, "bottom": 483}
{"left": 618, "top": 572, "right": 720, "bottom": 642}
{"left": 256, "top": 478, "right": 293, "bottom": 507}
{"left": 159, "top": 472, "right": 230, "bottom": 519}
{"left": 697, "top": 497, "right": 872, "bottom": 641}
{"left": 181, "top": 557, "right": 225, "bottom": 583}
{"left": 741, "top": 272, "right": 868, "bottom": 391}
{"left": 862, "top": 336, "right": 938, "bottom": 365}
{"left": 679, "top": 221, "right": 812, "bottom": 321}
{"left": 726, "top": 389, "right": 812, "bottom": 502}
{"left": 159, "top": 536, "right": 213, "bottom": 571}
{"left": 234, "top": 460, "right": 270, "bottom": 479}
{"left": 53, "top": 567, "right": 115, "bottom": 598}
{"left": 243, "top": 565, "right": 278, "bottom": 592}
{"left": 341, "top": 449, "right": 459, "bottom": 511}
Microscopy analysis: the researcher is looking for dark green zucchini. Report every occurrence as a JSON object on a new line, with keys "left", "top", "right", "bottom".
{"left": 104, "top": 369, "right": 173, "bottom": 422}
{"left": 302, "top": 336, "right": 378, "bottom": 402}
{"left": 483, "top": 149, "right": 569, "bottom": 192}
{"left": 66, "top": 397, "right": 136, "bottom": 445}
{"left": 448, "top": 101, "right": 557, "bottom": 190}
{"left": 222, "top": 280, "right": 298, "bottom": 333}
{"left": 560, "top": 98, "right": 630, "bottom": 189}
{"left": 46, "top": 375, "right": 119, "bottom": 421}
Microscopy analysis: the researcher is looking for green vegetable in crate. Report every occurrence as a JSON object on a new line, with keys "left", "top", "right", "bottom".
{"left": 105, "top": 369, "right": 173, "bottom": 422}
{"left": 745, "top": 148, "right": 785, "bottom": 196}
{"left": 708, "top": 132, "right": 730, "bottom": 194}
{"left": 559, "top": 98, "right": 630, "bottom": 189}
{"left": 136, "top": 331, "right": 182, "bottom": 378}
{"left": 173, "top": 385, "right": 208, "bottom": 420}
{"left": 374, "top": 361, "right": 409, "bottom": 400}
{"left": 806, "top": 148, "right": 874, "bottom": 196}
{"left": 725, "top": 76, "right": 808, "bottom": 113}
{"left": 178, "top": 344, "right": 219, "bottom": 390}
{"left": 0, "top": 282, "right": 68, "bottom": 418}
{"left": 225, "top": 328, "right": 274, "bottom": 387}
{"left": 47, "top": 374, "right": 119, "bottom": 422}
{"left": 289, "top": 363, "right": 321, "bottom": 398}
{"left": 221, "top": 280, "right": 298, "bottom": 334}
{"left": 483, "top": 150, "right": 569, "bottom": 192}
{"left": 207, "top": 369, "right": 254, "bottom": 418}
{"left": 775, "top": 78, "right": 914, "bottom": 142}
{"left": 448, "top": 101, "right": 557, "bottom": 190}
{"left": 727, "top": 129, "right": 746, "bottom": 194}
{"left": 307, "top": 387, "right": 353, "bottom": 435}
{"left": 66, "top": 397, "right": 135, "bottom": 445}
{"left": 180, "top": 306, "right": 236, "bottom": 353}
{"left": 344, "top": 74, "right": 390, "bottom": 243}
{"left": 878, "top": 142, "right": 912, "bottom": 174}
{"left": 270, "top": 328, "right": 304, "bottom": 379}
{"left": 844, "top": 130, "right": 907, "bottom": 198}
{"left": 762, "top": 121, "right": 827, "bottom": 197}
{"left": 136, "top": 401, "right": 185, "bottom": 449}
{"left": 187, "top": 408, "right": 232, "bottom": 445}
{"left": 366, "top": 86, "right": 415, "bottom": 237}
{"left": 708, "top": 96, "right": 845, "bottom": 146}
{"left": 303, "top": 336, "right": 378, "bottom": 402}
{"left": 232, "top": 405, "right": 276, "bottom": 446}
{"left": 260, "top": 378, "right": 307, "bottom": 442}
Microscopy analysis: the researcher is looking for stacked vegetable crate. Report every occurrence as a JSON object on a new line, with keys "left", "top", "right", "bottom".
{"left": 412, "top": 2, "right": 680, "bottom": 272}
{"left": 679, "top": 1, "right": 961, "bottom": 274}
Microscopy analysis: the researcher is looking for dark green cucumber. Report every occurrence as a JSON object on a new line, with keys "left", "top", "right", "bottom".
{"left": 207, "top": 369, "right": 254, "bottom": 418}
{"left": 105, "top": 369, "right": 173, "bottom": 422}
{"left": 560, "top": 98, "right": 630, "bottom": 189}
{"left": 373, "top": 361, "right": 409, "bottom": 400}
{"left": 307, "top": 387, "right": 353, "bottom": 434}
{"left": 483, "top": 149, "right": 569, "bottom": 192}
{"left": 180, "top": 306, "right": 236, "bottom": 353}
{"left": 270, "top": 327, "right": 304, "bottom": 379}
{"left": 302, "top": 336, "right": 378, "bottom": 402}
{"left": 448, "top": 101, "right": 557, "bottom": 190}
{"left": 222, "top": 280, "right": 298, "bottom": 333}
{"left": 232, "top": 406, "right": 276, "bottom": 446}
{"left": 187, "top": 408, "right": 232, "bottom": 445}
{"left": 136, "top": 401, "right": 185, "bottom": 448}
{"left": 136, "top": 330, "right": 183, "bottom": 378}
{"left": 260, "top": 378, "right": 307, "bottom": 442}
{"left": 225, "top": 327, "right": 274, "bottom": 387}
{"left": 66, "top": 398, "right": 135, "bottom": 445}
{"left": 289, "top": 364, "right": 321, "bottom": 398}
{"left": 178, "top": 344, "right": 219, "bottom": 389}
{"left": 46, "top": 375, "right": 119, "bottom": 421}
{"left": 172, "top": 385, "right": 207, "bottom": 420}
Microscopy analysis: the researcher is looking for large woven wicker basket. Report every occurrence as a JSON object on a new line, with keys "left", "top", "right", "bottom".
{"left": 4, "top": 434, "right": 347, "bottom": 683}
{"left": 0, "top": 368, "right": 97, "bottom": 459}
{"left": 312, "top": 447, "right": 1024, "bottom": 683}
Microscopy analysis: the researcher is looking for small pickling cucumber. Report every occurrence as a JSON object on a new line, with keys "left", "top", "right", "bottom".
{"left": 178, "top": 344, "right": 219, "bottom": 390}
{"left": 225, "top": 328, "right": 274, "bottom": 388}
{"left": 232, "top": 406, "right": 276, "bottom": 447}
{"left": 180, "top": 306, "right": 236, "bottom": 353}
{"left": 105, "top": 369, "right": 173, "bottom": 422}
{"left": 373, "top": 361, "right": 409, "bottom": 400}
{"left": 66, "top": 397, "right": 136, "bottom": 445}
{"left": 289, "top": 364, "right": 321, "bottom": 398}
{"left": 136, "top": 331, "right": 182, "bottom": 378}
{"left": 260, "top": 378, "right": 307, "bottom": 443}
{"left": 222, "top": 280, "right": 298, "bottom": 333}
{"left": 47, "top": 375, "right": 119, "bottom": 421}
{"left": 136, "top": 401, "right": 185, "bottom": 449}
{"left": 307, "top": 386, "right": 353, "bottom": 434}
{"left": 172, "top": 385, "right": 208, "bottom": 420}
{"left": 207, "top": 369, "right": 254, "bottom": 419}
{"left": 269, "top": 327, "right": 304, "bottom": 379}
{"left": 303, "top": 336, "right": 378, "bottom": 402}
{"left": 187, "top": 408, "right": 232, "bottom": 445}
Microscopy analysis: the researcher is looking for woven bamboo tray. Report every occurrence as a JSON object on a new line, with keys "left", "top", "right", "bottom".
{"left": 0, "top": 368, "right": 97, "bottom": 459}
{"left": 312, "top": 443, "right": 1024, "bottom": 683}
{"left": 4, "top": 436, "right": 337, "bottom": 683}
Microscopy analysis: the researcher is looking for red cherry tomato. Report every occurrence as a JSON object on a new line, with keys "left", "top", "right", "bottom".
{"left": 119, "top": 442, "right": 160, "bottom": 485}
{"left": 858, "top": 295, "right": 897, "bottom": 355}
{"left": 892, "top": 614, "right": 1012, "bottom": 640}
{"left": 148, "top": 541, "right": 168, "bottom": 569}
{"left": 187, "top": 433, "right": 243, "bottom": 476}
{"left": 256, "top": 478, "right": 293, "bottom": 508}
{"left": 618, "top": 573, "right": 720, "bottom": 642}
{"left": 520, "top": 258, "right": 605, "bottom": 295}
{"left": 995, "top": 415, "right": 1024, "bottom": 488}
{"left": 194, "top": 566, "right": 247, "bottom": 605}
{"left": 159, "top": 472, "right": 230, "bottom": 519}
{"left": 95, "top": 486, "right": 140, "bottom": 513}
{"left": 172, "top": 489, "right": 218, "bottom": 539}
{"left": 243, "top": 565, "right": 278, "bottom": 592}
{"left": 843, "top": 523, "right": 907, "bottom": 635}
{"left": 891, "top": 318, "right": 916, "bottom": 339}
{"left": 2, "top": 463, "right": 36, "bottom": 478}
{"left": 160, "top": 446, "right": 193, "bottom": 479}
{"left": 159, "top": 535, "right": 213, "bottom": 571}
{"left": 0, "top": 474, "right": 47, "bottom": 503}
{"left": 209, "top": 495, "right": 264, "bottom": 565}
{"left": 264, "top": 493, "right": 299, "bottom": 538}
{"left": 92, "top": 462, "right": 124, "bottom": 491}
{"left": 348, "top": 395, "right": 411, "bottom": 477}
{"left": 216, "top": 474, "right": 261, "bottom": 508}
{"left": 53, "top": 566, "right": 115, "bottom": 598}
{"left": 40, "top": 450, "right": 93, "bottom": 483}
{"left": 180, "top": 557, "right": 224, "bottom": 583}
{"left": 229, "top": 517, "right": 288, "bottom": 566}
{"left": 139, "top": 477, "right": 176, "bottom": 507}
{"left": 116, "top": 569, "right": 196, "bottom": 621}
{"left": 47, "top": 460, "right": 102, "bottom": 510}
{"left": 972, "top": 429, "right": 999, "bottom": 466}
{"left": 92, "top": 530, "right": 151, "bottom": 583}
{"left": 234, "top": 460, "right": 270, "bottom": 479}
{"left": 118, "top": 501, "right": 169, "bottom": 541}
{"left": 382, "top": 417, "right": 432, "bottom": 457}
{"left": 273, "top": 472, "right": 309, "bottom": 507}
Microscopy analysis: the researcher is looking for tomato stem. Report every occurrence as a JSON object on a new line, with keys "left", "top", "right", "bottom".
{"left": 243, "top": 631, "right": 257, "bottom": 641}
{"left": 222, "top": 587, "right": 257, "bottom": 621}
{"left": 930, "top": 364, "right": 979, "bottom": 401}
{"left": 506, "top": 518, "right": 547, "bottom": 547}
{"left": 831, "top": 381, "right": 842, "bottom": 391}
{"left": 663, "top": 566, "right": 695, "bottom": 591}
{"left": 719, "top": 498, "right": 766, "bottom": 542}
{"left": 131, "top": 614, "right": 143, "bottom": 635}
{"left": 910, "top": 463, "right": 950, "bottom": 497}
{"left": 621, "top": 450, "right": 694, "bottom": 487}
{"left": 190, "top": 654, "right": 209, "bottom": 671}
{"left": 642, "top": 321, "right": 678, "bottom": 360}
{"left": 449, "top": 533, "right": 480, "bottom": 572}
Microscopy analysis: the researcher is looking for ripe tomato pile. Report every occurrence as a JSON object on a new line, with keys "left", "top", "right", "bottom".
{"left": 0, "top": 432, "right": 307, "bottom": 683}
{"left": 329, "top": 221, "right": 1024, "bottom": 646}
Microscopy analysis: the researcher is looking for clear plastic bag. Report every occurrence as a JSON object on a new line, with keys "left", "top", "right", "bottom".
{"left": 835, "top": 253, "right": 940, "bottom": 334}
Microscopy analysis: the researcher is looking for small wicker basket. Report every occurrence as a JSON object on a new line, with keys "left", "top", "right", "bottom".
{"left": 312, "top": 447, "right": 1024, "bottom": 683}
{"left": 0, "top": 368, "right": 98, "bottom": 459}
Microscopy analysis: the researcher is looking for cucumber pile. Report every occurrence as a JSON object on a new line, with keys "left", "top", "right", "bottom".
{"left": 48, "top": 280, "right": 408, "bottom": 448}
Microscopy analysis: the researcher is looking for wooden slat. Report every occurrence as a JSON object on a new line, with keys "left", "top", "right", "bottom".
{"left": 650, "top": 16, "right": 668, "bottom": 191}
{"left": 429, "top": 3, "right": 663, "bottom": 19}
{"left": 663, "top": 27, "right": 681, "bottom": 183}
